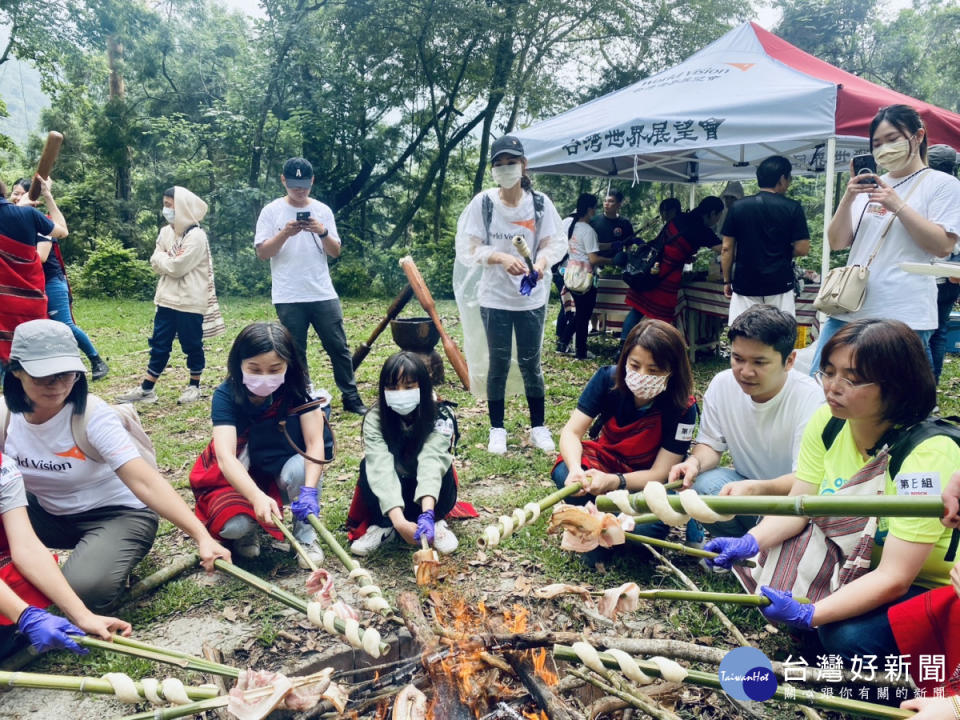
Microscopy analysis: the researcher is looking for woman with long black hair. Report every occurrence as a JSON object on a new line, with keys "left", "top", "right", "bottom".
{"left": 558, "top": 193, "right": 607, "bottom": 360}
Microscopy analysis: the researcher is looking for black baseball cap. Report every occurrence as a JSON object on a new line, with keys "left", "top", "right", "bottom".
{"left": 490, "top": 135, "right": 524, "bottom": 161}
{"left": 283, "top": 157, "right": 314, "bottom": 188}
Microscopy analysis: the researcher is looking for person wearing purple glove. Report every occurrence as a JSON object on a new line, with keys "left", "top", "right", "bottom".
{"left": 349, "top": 353, "right": 460, "bottom": 557}
{"left": 290, "top": 486, "right": 319, "bottom": 523}
{"left": 725, "top": 319, "right": 960, "bottom": 662}
{"left": 758, "top": 586, "right": 815, "bottom": 629}
{"left": 453, "top": 135, "right": 567, "bottom": 457}
{"left": 703, "top": 533, "right": 759, "bottom": 570}
{"left": 0, "top": 454, "right": 131, "bottom": 659}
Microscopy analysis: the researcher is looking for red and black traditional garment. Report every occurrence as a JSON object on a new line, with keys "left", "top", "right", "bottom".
{"left": 888, "top": 585, "right": 960, "bottom": 697}
{"left": 625, "top": 213, "right": 719, "bottom": 323}
{"left": 0, "top": 233, "right": 46, "bottom": 362}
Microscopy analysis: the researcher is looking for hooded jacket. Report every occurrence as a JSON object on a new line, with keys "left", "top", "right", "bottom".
{"left": 150, "top": 186, "right": 211, "bottom": 315}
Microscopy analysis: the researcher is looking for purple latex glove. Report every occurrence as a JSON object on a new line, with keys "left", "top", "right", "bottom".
{"left": 519, "top": 271, "right": 539, "bottom": 296}
{"left": 17, "top": 606, "right": 87, "bottom": 654}
{"left": 290, "top": 486, "right": 319, "bottom": 523}
{"left": 703, "top": 533, "right": 759, "bottom": 569}
{"left": 414, "top": 509, "right": 436, "bottom": 544}
{"left": 760, "top": 586, "right": 815, "bottom": 629}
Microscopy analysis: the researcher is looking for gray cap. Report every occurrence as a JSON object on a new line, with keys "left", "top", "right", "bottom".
{"left": 928, "top": 144, "right": 957, "bottom": 174}
{"left": 9, "top": 319, "right": 86, "bottom": 377}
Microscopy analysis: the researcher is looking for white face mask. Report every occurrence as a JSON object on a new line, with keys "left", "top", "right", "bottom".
{"left": 162, "top": 207, "right": 176, "bottom": 224}
{"left": 491, "top": 164, "right": 523, "bottom": 189}
{"left": 625, "top": 370, "right": 669, "bottom": 400}
{"left": 384, "top": 388, "right": 420, "bottom": 416}
{"left": 872, "top": 138, "right": 914, "bottom": 172}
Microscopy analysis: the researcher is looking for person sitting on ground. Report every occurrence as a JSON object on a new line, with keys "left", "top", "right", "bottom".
{"left": 669, "top": 305, "right": 823, "bottom": 539}
{"left": 554, "top": 319, "right": 699, "bottom": 543}
{"left": 189, "top": 322, "right": 327, "bottom": 567}
{"left": 620, "top": 197, "right": 723, "bottom": 341}
{"left": 0, "top": 453, "right": 131, "bottom": 659}
{"left": 8, "top": 179, "right": 110, "bottom": 382}
{"left": 705, "top": 319, "right": 960, "bottom": 662}
{"left": 119, "top": 186, "right": 217, "bottom": 405}
{"left": 347, "top": 352, "right": 460, "bottom": 556}
{"left": 0, "top": 320, "right": 230, "bottom": 612}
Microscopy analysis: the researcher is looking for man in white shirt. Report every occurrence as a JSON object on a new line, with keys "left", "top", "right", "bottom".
{"left": 255, "top": 158, "right": 366, "bottom": 415}
{"left": 669, "top": 304, "right": 823, "bottom": 537}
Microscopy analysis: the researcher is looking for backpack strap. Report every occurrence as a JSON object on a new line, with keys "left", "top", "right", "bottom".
{"left": 0, "top": 397, "right": 9, "bottom": 450}
{"left": 482, "top": 194, "right": 494, "bottom": 246}
{"left": 69, "top": 396, "right": 106, "bottom": 465}
{"left": 820, "top": 416, "right": 845, "bottom": 451}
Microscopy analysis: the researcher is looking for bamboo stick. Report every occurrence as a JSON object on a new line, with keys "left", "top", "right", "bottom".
{"left": 628, "top": 588, "right": 810, "bottom": 606}
{"left": 567, "top": 667, "right": 679, "bottom": 720}
{"left": 103, "top": 635, "right": 240, "bottom": 678}
{"left": 213, "top": 559, "right": 389, "bottom": 656}
{"left": 119, "top": 696, "right": 229, "bottom": 720}
{"left": 306, "top": 513, "right": 399, "bottom": 620}
{"left": 125, "top": 553, "right": 201, "bottom": 602}
{"left": 623, "top": 532, "right": 756, "bottom": 567}
{"left": 0, "top": 669, "right": 219, "bottom": 701}
{"left": 596, "top": 493, "right": 944, "bottom": 518}
{"left": 273, "top": 512, "right": 319, "bottom": 572}
{"left": 476, "top": 483, "right": 583, "bottom": 549}
{"left": 553, "top": 645, "right": 911, "bottom": 719}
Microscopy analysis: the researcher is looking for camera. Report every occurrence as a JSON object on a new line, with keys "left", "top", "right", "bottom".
{"left": 296, "top": 211, "right": 310, "bottom": 222}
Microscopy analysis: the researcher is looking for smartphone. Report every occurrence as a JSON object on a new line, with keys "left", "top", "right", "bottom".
{"left": 296, "top": 211, "right": 310, "bottom": 222}
{"left": 851, "top": 154, "right": 877, "bottom": 185}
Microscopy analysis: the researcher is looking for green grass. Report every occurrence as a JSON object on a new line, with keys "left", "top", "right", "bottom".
{"left": 29, "top": 294, "right": 960, "bottom": 714}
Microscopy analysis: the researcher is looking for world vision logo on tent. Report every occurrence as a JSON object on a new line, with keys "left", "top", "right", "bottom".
{"left": 512, "top": 219, "right": 536, "bottom": 232}
{"left": 725, "top": 63, "right": 755, "bottom": 72}
{"left": 56, "top": 445, "right": 87, "bottom": 461}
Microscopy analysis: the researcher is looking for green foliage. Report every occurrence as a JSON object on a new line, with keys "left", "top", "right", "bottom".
{"left": 73, "top": 238, "right": 155, "bottom": 300}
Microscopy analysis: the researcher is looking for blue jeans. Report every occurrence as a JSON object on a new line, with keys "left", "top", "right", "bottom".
{"left": 810, "top": 317, "right": 934, "bottom": 376}
{"left": 691, "top": 467, "right": 760, "bottom": 537}
{"left": 551, "top": 460, "right": 702, "bottom": 543}
{"left": 45, "top": 274, "right": 99, "bottom": 359}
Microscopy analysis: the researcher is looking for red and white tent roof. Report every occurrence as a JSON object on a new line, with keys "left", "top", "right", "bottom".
{"left": 517, "top": 22, "right": 960, "bottom": 182}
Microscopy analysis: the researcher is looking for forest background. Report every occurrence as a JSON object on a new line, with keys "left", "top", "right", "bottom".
{"left": 1, "top": 0, "right": 959, "bottom": 300}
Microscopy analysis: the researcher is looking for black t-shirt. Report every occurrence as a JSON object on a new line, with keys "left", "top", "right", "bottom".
{"left": 721, "top": 192, "right": 809, "bottom": 296}
{"left": 0, "top": 198, "right": 54, "bottom": 248}
{"left": 41, "top": 238, "right": 65, "bottom": 282}
{"left": 590, "top": 214, "right": 634, "bottom": 257}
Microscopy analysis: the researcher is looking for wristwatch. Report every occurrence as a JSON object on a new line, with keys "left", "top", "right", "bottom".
{"left": 616, "top": 473, "right": 627, "bottom": 490}
{"left": 318, "top": 229, "right": 329, "bottom": 239}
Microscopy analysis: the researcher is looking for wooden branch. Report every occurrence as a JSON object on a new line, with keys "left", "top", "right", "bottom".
{"left": 397, "top": 592, "right": 474, "bottom": 720}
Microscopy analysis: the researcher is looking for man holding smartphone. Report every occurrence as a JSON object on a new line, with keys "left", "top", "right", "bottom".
{"left": 255, "top": 157, "right": 367, "bottom": 415}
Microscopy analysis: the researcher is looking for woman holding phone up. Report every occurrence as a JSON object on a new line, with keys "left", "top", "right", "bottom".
{"left": 809, "top": 104, "right": 960, "bottom": 373}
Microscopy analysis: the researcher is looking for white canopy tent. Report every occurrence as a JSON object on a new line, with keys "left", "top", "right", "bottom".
{"left": 516, "top": 22, "right": 960, "bottom": 278}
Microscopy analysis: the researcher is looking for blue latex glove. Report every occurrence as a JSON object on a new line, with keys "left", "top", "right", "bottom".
{"left": 703, "top": 533, "right": 759, "bottom": 569}
{"left": 760, "top": 586, "right": 815, "bottom": 629}
{"left": 414, "top": 509, "right": 436, "bottom": 544}
{"left": 519, "top": 272, "right": 539, "bottom": 296}
{"left": 291, "top": 486, "right": 320, "bottom": 523}
{"left": 17, "top": 606, "right": 87, "bottom": 654}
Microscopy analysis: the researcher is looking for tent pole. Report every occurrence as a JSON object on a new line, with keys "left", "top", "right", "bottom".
{"left": 688, "top": 183, "right": 696, "bottom": 210}
{"left": 820, "top": 137, "right": 837, "bottom": 284}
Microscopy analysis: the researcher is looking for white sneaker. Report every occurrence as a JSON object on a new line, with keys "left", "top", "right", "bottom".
{"left": 178, "top": 385, "right": 202, "bottom": 404}
{"left": 487, "top": 427, "right": 508, "bottom": 455}
{"left": 117, "top": 386, "right": 158, "bottom": 404}
{"left": 529, "top": 426, "right": 556, "bottom": 452}
{"left": 297, "top": 541, "right": 325, "bottom": 569}
{"left": 433, "top": 520, "right": 458, "bottom": 555}
{"left": 235, "top": 532, "right": 261, "bottom": 559}
{"left": 350, "top": 526, "right": 396, "bottom": 556}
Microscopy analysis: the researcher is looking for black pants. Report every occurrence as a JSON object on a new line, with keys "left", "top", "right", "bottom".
{"left": 480, "top": 305, "right": 546, "bottom": 402}
{"left": 931, "top": 280, "right": 960, "bottom": 382}
{"left": 148, "top": 306, "right": 205, "bottom": 377}
{"left": 357, "top": 458, "right": 458, "bottom": 527}
{"left": 274, "top": 299, "right": 360, "bottom": 402}
{"left": 559, "top": 286, "right": 597, "bottom": 358}
{"left": 27, "top": 499, "right": 158, "bottom": 612}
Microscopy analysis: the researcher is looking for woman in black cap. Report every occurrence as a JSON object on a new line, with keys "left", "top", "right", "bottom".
{"left": 454, "top": 135, "right": 567, "bottom": 455}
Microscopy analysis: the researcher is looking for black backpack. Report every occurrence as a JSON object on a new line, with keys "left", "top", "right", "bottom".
{"left": 621, "top": 220, "right": 680, "bottom": 293}
{"left": 822, "top": 416, "right": 960, "bottom": 562}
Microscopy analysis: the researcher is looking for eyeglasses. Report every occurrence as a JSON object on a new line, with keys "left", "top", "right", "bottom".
{"left": 27, "top": 371, "right": 80, "bottom": 387}
{"left": 813, "top": 370, "right": 876, "bottom": 391}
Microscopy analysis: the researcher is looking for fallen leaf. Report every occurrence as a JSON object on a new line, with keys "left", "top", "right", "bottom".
{"left": 223, "top": 606, "right": 238, "bottom": 622}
